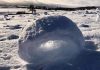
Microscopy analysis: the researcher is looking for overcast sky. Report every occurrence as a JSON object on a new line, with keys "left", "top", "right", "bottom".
{"left": 0, "top": 0, "right": 100, "bottom": 6}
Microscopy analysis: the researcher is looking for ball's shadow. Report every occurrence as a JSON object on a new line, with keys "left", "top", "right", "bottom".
{"left": 0, "top": 66, "right": 10, "bottom": 70}
{"left": 72, "top": 50, "right": 100, "bottom": 70}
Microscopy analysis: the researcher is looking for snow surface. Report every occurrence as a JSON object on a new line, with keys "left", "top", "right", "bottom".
{"left": 0, "top": 9, "right": 100, "bottom": 70}
{"left": 95, "top": 8, "right": 100, "bottom": 22}
{"left": 0, "top": 0, "right": 100, "bottom": 7}
{"left": 0, "top": 8, "right": 28, "bottom": 13}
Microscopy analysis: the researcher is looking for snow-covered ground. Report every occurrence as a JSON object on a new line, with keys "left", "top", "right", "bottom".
{"left": 0, "top": 8, "right": 100, "bottom": 70}
{"left": 0, "top": 8, "right": 28, "bottom": 13}
{"left": 0, "top": 0, "right": 100, "bottom": 7}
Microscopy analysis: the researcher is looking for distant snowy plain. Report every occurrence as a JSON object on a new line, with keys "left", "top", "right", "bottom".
{"left": 0, "top": 0, "right": 100, "bottom": 7}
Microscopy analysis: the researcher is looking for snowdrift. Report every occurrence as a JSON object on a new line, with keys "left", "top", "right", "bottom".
{"left": 18, "top": 16, "right": 85, "bottom": 66}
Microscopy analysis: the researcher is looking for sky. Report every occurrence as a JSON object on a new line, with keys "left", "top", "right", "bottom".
{"left": 0, "top": 0, "right": 100, "bottom": 6}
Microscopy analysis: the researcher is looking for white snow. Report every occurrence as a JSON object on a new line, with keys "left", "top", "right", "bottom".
{"left": 0, "top": 0, "right": 100, "bottom": 7}
{"left": 38, "top": 0, "right": 100, "bottom": 6}
{"left": 0, "top": 8, "right": 28, "bottom": 13}
{"left": 95, "top": 8, "right": 100, "bottom": 23}
{"left": 0, "top": 8, "right": 100, "bottom": 70}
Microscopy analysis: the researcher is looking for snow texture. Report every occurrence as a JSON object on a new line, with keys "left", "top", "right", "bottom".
{"left": 95, "top": 8, "right": 100, "bottom": 23}
{"left": 1, "top": 0, "right": 100, "bottom": 7}
{"left": 0, "top": 9, "right": 100, "bottom": 70}
{"left": 18, "top": 16, "right": 85, "bottom": 66}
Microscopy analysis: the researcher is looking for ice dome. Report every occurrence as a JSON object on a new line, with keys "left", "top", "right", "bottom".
{"left": 18, "top": 16, "right": 85, "bottom": 65}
